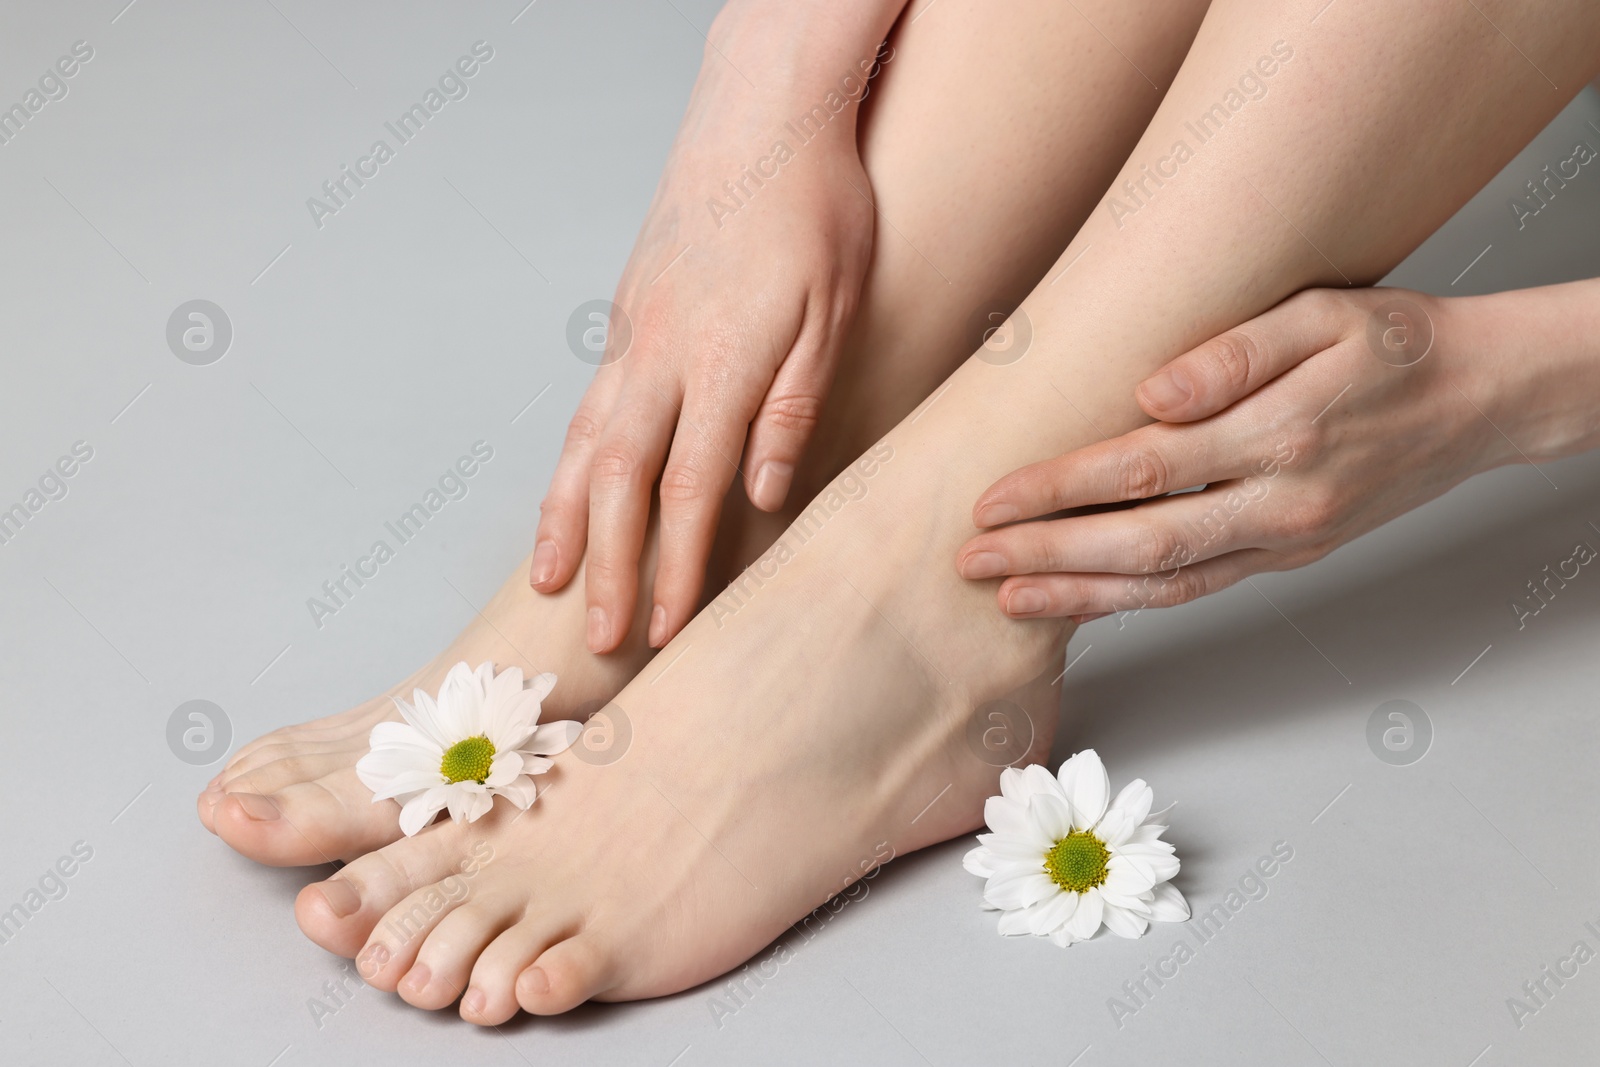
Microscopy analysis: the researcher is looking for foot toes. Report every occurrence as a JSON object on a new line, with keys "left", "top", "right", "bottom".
{"left": 461, "top": 917, "right": 574, "bottom": 1025}
{"left": 213, "top": 775, "right": 402, "bottom": 867}
{"left": 296, "top": 824, "right": 484, "bottom": 956}
{"left": 518, "top": 932, "right": 615, "bottom": 1015}
{"left": 394, "top": 900, "right": 522, "bottom": 1010}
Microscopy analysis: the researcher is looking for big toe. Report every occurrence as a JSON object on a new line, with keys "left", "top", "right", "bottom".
{"left": 212, "top": 768, "right": 403, "bottom": 867}
{"left": 295, "top": 819, "right": 480, "bottom": 957}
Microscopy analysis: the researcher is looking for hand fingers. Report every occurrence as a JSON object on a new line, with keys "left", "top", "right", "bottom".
{"left": 973, "top": 423, "right": 1255, "bottom": 527}
{"left": 649, "top": 386, "right": 754, "bottom": 648}
{"left": 959, "top": 481, "right": 1272, "bottom": 579}
{"left": 583, "top": 378, "right": 680, "bottom": 653}
{"left": 742, "top": 313, "right": 843, "bottom": 513}
{"left": 992, "top": 548, "right": 1284, "bottom": 618}
{"left": 531, "top": 372, "right": 623, "bottom": 593}
{"left": 1135, "top": 289, "right": 1347, "bottom": 422}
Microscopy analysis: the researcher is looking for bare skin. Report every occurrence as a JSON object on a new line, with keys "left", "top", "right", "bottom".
{"left": 199, "top": 0, "right": 1206, "bottom": 868}
{"left": 289, "top": 0, "right": 1600, "bottom": 1023}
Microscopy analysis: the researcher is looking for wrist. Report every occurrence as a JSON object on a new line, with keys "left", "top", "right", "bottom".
{"left": 1455, "top": 280, "right": 1600, "bottom": 464}
{"left": 707, "top": 0, "right": 903, "bottom": 104}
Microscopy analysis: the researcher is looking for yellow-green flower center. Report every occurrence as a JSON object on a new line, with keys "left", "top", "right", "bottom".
{"left": 1044, "top": 830, "right": 1110, "bottom": 893}
{"left": 440, "top": 735, "right": 496, "bottom": 784}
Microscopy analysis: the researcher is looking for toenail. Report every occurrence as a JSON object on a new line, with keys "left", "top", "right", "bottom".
{"left": 1006, "top": 587, "right": 1047, "bottom": 615}
{"left": 357, "top": 943, "right": 389, "bottom": 977}
{"left": 586, "top": 606, "right": 611, "bottom": 651}
{"left": 462, "top": 988, "right": 487, "bottom": 1017}
{"left": 317, "top": 879, "right": 361, "bottom": 918}
{"left": 531, "top": 540, "right": 558, "bottom": 586}
{"left": 976, "top": 502, "right": 1019, "bottom": 527}
{"left": 401, "top": 964, "right": 431, "bottom": 995}
{"left": 230, "top": 793, "right": 279, "bottom": 820}
{"left": 519, "top": 965, "right": 550, "bottom": 996}
{"left": 961, "top": 551, "right": 1008, "bottom": 579}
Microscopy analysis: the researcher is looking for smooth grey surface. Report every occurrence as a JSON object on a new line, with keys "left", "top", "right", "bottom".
{"left": 1, "top": 3, "right": 1598, "bottom": 1065}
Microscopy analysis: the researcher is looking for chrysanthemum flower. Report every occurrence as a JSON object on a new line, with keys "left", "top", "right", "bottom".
{"left": 356, "top": 662, "right": 580, "bottom": 836}
{"left": 964, "top": 749, "right": 1188, "bottom": 946}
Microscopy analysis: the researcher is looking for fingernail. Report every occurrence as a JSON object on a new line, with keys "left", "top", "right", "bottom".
{"left": 752, "top": 461, "right": 795, "bottom": 511}
{"left": 648, "top": 604, "right": 667, "bottom": 648}
{"left": 960, "top": 551, "right": 1008, "bottom": 580}
{"left": 587, "top": 606, "right": 611, "bottom": 652}
{"left": 1006, "top": 587, "right": 1047, "bottom": 615}
{"left": 976, "top": 503, "right": 1019, "bottom": 527}
{"left": 207, "top": 772, "right": 224, "bottom": 790}
{"left": 462, "top": 988, "right": 487, "bottom": 1017}
{"left": 530, "top": 540, "right": 558, "bottom": 586}
{"left": 1139, "top": 370, "right": 1192, "bottom": 411}
{"left": 230, "top": 792, "right": 279, "bottom": 821}
{"left": 357, "top": 942, "right": 389, "bottom": 978}
{"left": 401, "top": 963, "right": 431, "bottom": 996}
{"left": 317, "top": 879, "right": 361, "bottom": 918}
{"left": 519, "top": 965, "right": 551, "bottom": 997}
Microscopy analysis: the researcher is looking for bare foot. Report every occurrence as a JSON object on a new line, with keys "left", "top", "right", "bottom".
{"left": 197, "top": 554, "right": 652, "bottom": 865}
{"left": 293, "top": 460, "right": 1072, "bottom": 1020}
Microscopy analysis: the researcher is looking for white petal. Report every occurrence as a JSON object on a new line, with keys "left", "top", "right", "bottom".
{"left": 405, "top": 690, "right": 455, "bottom": 748}
{"left": 1057, "top": 749, "right": 1109, "bottom": 829}
{"left": 1095, "top": 808, "right": 1134, "bottom": 848}
{"left": 525, "top": 671, "right": 558, "bottom": 703}
{"left": 1108, "top": 777, "right": 1153, "bottom": 827}
{"left": 1019, "top": 763, "right": 1067, "bottom": 801}
{"left": 1147, "top": 882, "right": 1191, "bottom": 923}
{"left": 1107, "top": 853, "right": 1158, "bottom": 893}
{"left": 1101, "top": 901, "right": 1150, "bottom": 939}
{"left": 365, "top": 769, "right": 447, "bottom": 802}
{"left": 1062, "top": 886, "right": 1104, "bottom": 940}
{"left": 484, "top": 750, "right": 524, "bottom": 787}
{"left": 984, "top": 795, "right": 1030, "bottom": 837}
{"left": 522, "top": 720, "right": 582, "bottom": 756}
{"left": 398, "top": 787, "right": 450, "bottom": 836}
{"left": 445, "top": 784, "right": 478, "bottom": 823}
{"left": 437, "top": 663, "right": 484, "bottom": 738}
{"left": 1144, "top": 801, "right": 1176, "bottom": 824}
{"left": 983, "top": 834, "right": 1053, "bottom": 865}
{"left": 520, "top": 755, "right": 554, "bottom": 776}
{"left": 964, "top": 846, "right": 997, "bottom": 878}
{"left": 996, "top": 907, "right": 1037, "bottom": 936}
{"left": 984, "top": 868, "right": 1057, "bottom": 911}
{"left": 1028, "top": 792, "right": 1075, "bottom": 843}
{"left": 368, "top": 720, "right": 440, "bottom": 754}
{"left": 1117, "top": 840, "right": 1176, "bottom": 857}
{"left": 1099, "top": 889, "right": 1153, "bottom": 914}
{"left": 1027, "top": 889, "right": 1079, "bottom": 936}
{"left": 1048, "top": 925, "right": 1083, "bottom": 948}
{"left": 1143, "top": 853, "right": 1181, "bottom": 883}
{"left": 462, "top": 788, "right": 495, "bottom": 822}
{"left": 497, "top": 776, "right": 539, "bottom": 809}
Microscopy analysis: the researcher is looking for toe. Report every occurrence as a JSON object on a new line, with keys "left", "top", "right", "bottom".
{"left": 296, "top": 823, "right": 479, "bottom": 956}
{"left": 517, "top": 932, "right": 615, "bottom": 1015}
{"left": 396, "top": 899, "right": 523, "bottom": 1010}
{"left": 462, "top": 917, "right": 574, "bottom": 1025}
{"left": 214, "top": 774, "right": 403, "bottom": 867}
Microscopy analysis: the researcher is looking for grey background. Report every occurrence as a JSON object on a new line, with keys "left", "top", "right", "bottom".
{"left": 1, "top": 2, "right": 1597, "bottom": 1064}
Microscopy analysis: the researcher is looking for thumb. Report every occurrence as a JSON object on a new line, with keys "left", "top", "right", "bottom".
{"left": 1136, "top": 289, "right": 1347, "bottom": 422}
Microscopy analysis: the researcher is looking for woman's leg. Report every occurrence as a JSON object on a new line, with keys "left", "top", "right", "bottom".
{"left": 200, "top": 0, "right": 1212, "bottom": 867}
{"left": 292, "top": 0, "right": 1600, "bottom": 1020}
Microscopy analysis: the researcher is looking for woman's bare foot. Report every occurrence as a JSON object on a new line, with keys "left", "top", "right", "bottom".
{"left": 294, "top": 457, "right": 1072, "bottom": 1020}
{"left": 197, "top": 553, "right": 654, "bottom": 866}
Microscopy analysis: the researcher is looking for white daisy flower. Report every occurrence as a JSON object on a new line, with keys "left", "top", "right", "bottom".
{"left": 356, "top": 661, "right": 581, "bottom": 836}
{"left": 964, "top": 749, "right": 1189, "bottom": 946}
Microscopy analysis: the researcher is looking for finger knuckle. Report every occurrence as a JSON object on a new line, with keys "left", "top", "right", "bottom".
{"left": 1131, "top": 526, "right": 1183, "bottom": 575}
{"left": 590, "top": 442, "right": 642, "bottom": 490}
{"left": 1158, "top": 566, "right": 1207, "bottom": 606}
{"left": 657, "top": 461, "right": 712, "bottom": 505}
{"left": 759, "top": 393, "right": 824, "bottom": 436}
{"left": 1115, "top": 447, "right": 1170, "bottom": 500}
{"left": 564, "top": 411, "right": 606, "bottom": 450}
{"left": 1204, "top": 331, "right": 1259, "bottom": 393}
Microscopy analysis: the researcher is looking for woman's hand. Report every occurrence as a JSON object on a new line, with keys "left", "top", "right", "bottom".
{"left": 532, "top": 3, "right": 900, "bottom": 652}
{"left": 958, "top": 283, "right": 1600, "bottom": 620}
